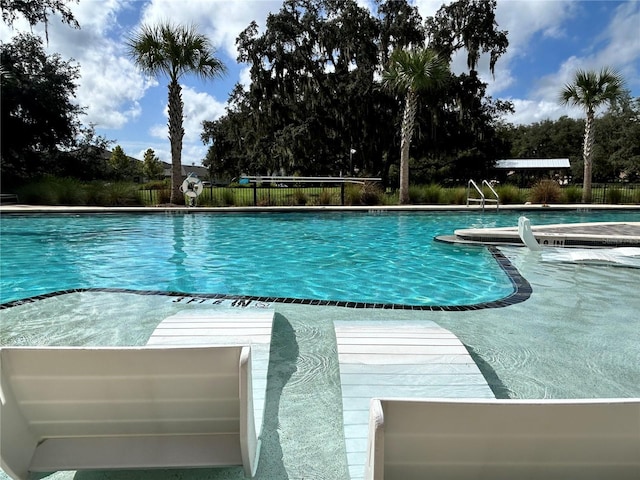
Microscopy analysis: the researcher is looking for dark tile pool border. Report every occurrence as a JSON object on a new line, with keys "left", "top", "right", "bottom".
{"left": 0, "top": 247, "right": 532, "bottom": 311}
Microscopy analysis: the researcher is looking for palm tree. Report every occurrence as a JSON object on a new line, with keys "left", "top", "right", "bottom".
{"left": 127, "top": 22, "right": 226, "bottom": 204}
{"left": 559, "top": 68, "right": 625, "bottom": 203}
{"left": 382, "top": 48, "right": 450, "bottom": 204}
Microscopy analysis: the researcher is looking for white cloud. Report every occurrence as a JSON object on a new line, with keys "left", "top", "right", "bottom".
{"left": 138, "top": 0, "right": 281, "bottom": 61}
{"left": 479, "top": 2, "right": 575, "bottom": 97}
{"left": 237, "top": 65, "right": 252, "bottom": 91}
{"left": 496, "top": 0, "right": 576, "bottom": 56}
{"left": 414, "top": 0, "right": 454, "bottom": 20}
{"left": 147, "top": 84, "right": 227, "bottom": 163}
{"left": 149, "top": 118, "right": 167, "bottom": 138}
{"left": 182, "top": 86, "right": 228, "bottom": 142}
{"left": 68, "top": 0, "right": 124, "bottom": 35}
{"left": 493, "top": 0, "right": 640, "bottom": 125}
{"left": 591, "top": 1, "right": 640, "bottom": 88}
{"left": 3, "top": 0, "right": 638, "bottom": 151}
{"left": 501, "top": 98, "right": 579, "bottom": 125}
{"left": 76, "top": 50, "right": 157, "bottom": 129}
{"left": 149, "top": 84, "right": 226, "bottom": 139}
{"left": 1, "top": 0, "right": 157, "bottom": 130}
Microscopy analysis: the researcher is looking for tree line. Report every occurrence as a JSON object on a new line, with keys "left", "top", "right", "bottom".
{"left": 504, "top": 94, "right": 640, "bottom": 186}
{"left": 202, "top": 0, "right": 512, "bottom": 202}
{"left": 1, "top": 0, "right": 638, "bottom": 204}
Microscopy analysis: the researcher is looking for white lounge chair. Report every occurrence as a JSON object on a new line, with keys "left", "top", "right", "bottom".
{"left": 0, "top": 345, "right": 259, "bottom": 479}
{"left": 365, "top": 397, "right": 640, "bottom": 480}
{"left": 518, "top": 215, "right": 640, "bottom": 267}
{"left": 518, "top": 215, "right": 542, "bottom": 250}
{"left": 335, "top": 321, "right": 494, "bottom": 480}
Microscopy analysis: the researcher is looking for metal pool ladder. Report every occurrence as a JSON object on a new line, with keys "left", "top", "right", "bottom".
{"left": 467, "top": 179, "right": 499, "bottom": 211}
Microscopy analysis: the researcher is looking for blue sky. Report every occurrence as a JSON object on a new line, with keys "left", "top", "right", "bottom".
{"left": 1, "top": 0, "right": 639, "bottom": 166}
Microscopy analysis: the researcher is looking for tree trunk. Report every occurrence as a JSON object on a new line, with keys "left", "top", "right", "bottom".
{"left": 399, "top": 89, "right": 417, "bottom": 204}
{"left": 581, "top": 109, "right": 595, "bottom": 203}
{"left": 168, "top": 79, "right": 185, "bottom": 205}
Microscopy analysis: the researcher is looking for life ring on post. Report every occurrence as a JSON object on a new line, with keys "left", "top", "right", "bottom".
{"left": 180, "top": 175, "right": 203, "bottom": 198}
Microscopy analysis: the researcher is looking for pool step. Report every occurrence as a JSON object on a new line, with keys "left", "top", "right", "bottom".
{"left": 335, "top": 320, "right": 494, "bottom": 480}
{"left": 147, "top": 308, "right": 274, "bottom": 437}
{"left": 438, "top": 221, "right": 640, "bottom": 248}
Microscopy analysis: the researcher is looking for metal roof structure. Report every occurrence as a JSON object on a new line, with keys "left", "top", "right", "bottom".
{"left": 495, "top": 158, "right": 571, "bottom": 169}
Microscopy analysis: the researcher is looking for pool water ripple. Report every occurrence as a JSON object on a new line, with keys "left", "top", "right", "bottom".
{"left": 1, "top": 210, "right": 638, "bottom": 309}
{"left": 288, "top": 324, "right": 335, "bottom": 389}
{"left": 1, "top": 212, "right": 524, "bottom": 307}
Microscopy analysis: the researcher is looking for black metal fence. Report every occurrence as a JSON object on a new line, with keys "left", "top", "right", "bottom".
{"left": 139, "top": 184, "right": 355, "bottom": 207}
{"left": 138, "top": 182, "right": 640, "bottom": 207}
{"left": 587, "top": 183, "right": 640, "bottom": 204}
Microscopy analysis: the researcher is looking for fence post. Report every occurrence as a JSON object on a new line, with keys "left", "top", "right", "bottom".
{"left": 253, "top": 183, "right": 257, "bottom": 206}
{"left": 341, "top": 183, "right": 345, "bottom": 205}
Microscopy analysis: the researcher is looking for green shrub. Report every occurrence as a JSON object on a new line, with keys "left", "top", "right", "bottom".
{"left": 359, "top": 182, "right": 383, "bottom": 205}
{"left": 408, "top": 185, "right": 424, "bottom": 203}
{"left": 143, "top": 179, "right": 169, "bottom": 190}
{"left": 16, "top": 180, "right": 57, "bottom": 205}
{"left": 17, "top": 177, "right": 87, "bottom": 205}
{"left": 156, "top": 189, "right": 171, "bottom": 204}
{"left": 344, "top": 184, "right": 361, "bottom": 205}
{"left": 495, "top": 184, "right": 525, "bottom": 204}
{"left": 606, "top": 187, "right": 623, "bottom": 204}
{"left": 382, "top": 189, "right": 399, "bottom": 205}
{"left": 529, "top": 179, "right": 562, "bottom": 204}
{"left": 85, "top": 182, "right": 110, "bottom": 205}
{"left": 562, "top": 185, "right": 582, "bottom": 203}
{"left": 424, "top": 184, "right": 443, "bottom": 203}
{"left": 55, "top": 178, "right": 88, "bottom": 205}
{"left": 316, "top": 189, "right": 335, "bottom": 205}
{"left": 101, "top": 182, "right": 143, "bottom": 206}
{"left": 344, "top": 182, "right": 383, "bottom": 205}
{"left": 221, "top": 188, "right": 236, "bottom": 206}
{"left": 292, "top": 189, "right": 308, "bottom": 205}
{"left": 408, "top": 184, "right": 443, "bottom": 204}
{"left": 448, "top": 187, "right": 468, "bottom": 205}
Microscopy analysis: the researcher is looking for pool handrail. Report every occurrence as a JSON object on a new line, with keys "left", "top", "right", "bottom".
{"left": 466, "top": 179, "right": 499, "bottom": 211}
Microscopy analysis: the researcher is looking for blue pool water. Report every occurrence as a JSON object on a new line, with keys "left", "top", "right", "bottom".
{"left": 1, "top": 209, "right": 639, "bottom": 480}
{"left": 1, "top": 209, "right": 639, "bottom": 306}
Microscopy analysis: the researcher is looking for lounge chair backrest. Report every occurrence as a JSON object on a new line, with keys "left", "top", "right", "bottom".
{"left": 0, "top": 345, "right": 257, "bottom": 480}
{"left": 366, "top": 398, "right": 640, "bottom": 480}
{"left": 518, "top": 215, "right": 542, "bottom": 250}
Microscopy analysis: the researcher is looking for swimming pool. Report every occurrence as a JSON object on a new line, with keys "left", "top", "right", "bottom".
{"left": 2, "top": 209, "right": 639, "bottom": 307}
{"left": 1, "top": 208, "right": 639, "bottom": 480}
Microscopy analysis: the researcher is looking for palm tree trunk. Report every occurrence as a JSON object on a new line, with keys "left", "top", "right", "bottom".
{"left": 168, "top": 79, "right": 185, "bottom": 204}
{"left": 581, "top": 109, "right": 595, "bottom": 203}
{"left": 399, "top": 89, "right": 417, "bottom": 204}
